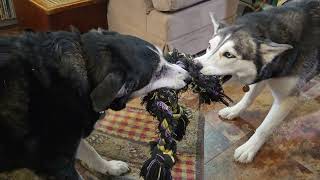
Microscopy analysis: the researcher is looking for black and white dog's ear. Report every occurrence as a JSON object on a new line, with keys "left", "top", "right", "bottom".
{"left": 109, "top": 79, "right": 138, "bottom": 111}
{"left": 90, "top": 72, "right": 124, "bottom": 112}
{"left": 259, "top": 41, "right": 293, "bottom": 63}
{"left": 209, "top": 12, "right": 225, "bottom": 35}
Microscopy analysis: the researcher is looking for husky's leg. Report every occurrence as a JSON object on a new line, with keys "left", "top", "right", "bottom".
{"left": 234, "top": 77, "right": 299, "bottom": 163}
{"left": 76, "top": 139, "right": 130, "bottom": 176}
{"left": 219, "top": 81, "right": 266, "bottom": 120}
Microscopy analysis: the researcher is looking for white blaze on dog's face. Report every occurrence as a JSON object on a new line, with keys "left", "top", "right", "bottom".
{"left": 88, "top": 29, "right": 191, "bottom": 112}
{"left": 131, "top": 46, "right": 190, "bottom": 97}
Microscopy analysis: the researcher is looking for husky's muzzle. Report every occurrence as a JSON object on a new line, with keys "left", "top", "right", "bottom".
{"left": 195, "top": 62, "right": 232, "bottom": 84}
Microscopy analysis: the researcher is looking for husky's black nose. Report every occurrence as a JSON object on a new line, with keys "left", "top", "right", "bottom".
{"left": 184, "top": 75, "right": 192, "bottom": 84}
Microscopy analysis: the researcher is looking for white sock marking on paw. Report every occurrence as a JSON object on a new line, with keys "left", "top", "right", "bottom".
{"left": 218, "top": 106, "right": 243, "bottom": 120}
{"left": 234, "top": 135, "right": 263, "bottom": 163}
{"left": 103, "top": 160, "right": 130, "bottom": 176}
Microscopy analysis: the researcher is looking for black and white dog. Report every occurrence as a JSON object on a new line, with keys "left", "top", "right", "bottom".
{"left": 0, "top": 28, "right": 190, "bottom": 179}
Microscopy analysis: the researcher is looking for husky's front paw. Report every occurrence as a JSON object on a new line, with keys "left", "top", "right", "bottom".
{"left": 218, "top": 106, "right": 242, "bottom": 120}
{"left": 101, "top": 160, "right": 130, "bottom": 176}
{"left": 234, "top": 140, "right": 261, "bottom": 163}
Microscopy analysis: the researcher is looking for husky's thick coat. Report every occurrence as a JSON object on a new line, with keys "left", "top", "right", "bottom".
{"left": 196, "top": 0, "right": 319, "bottom": 163}
{"left": 0, "top": 29, "right": 190, "bottom": 179}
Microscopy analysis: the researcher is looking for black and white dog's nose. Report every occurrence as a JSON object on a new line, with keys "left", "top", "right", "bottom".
{"left": 192, "top": 58, "right": 203, "bottom": 71}
{"left": 194, "top": 62, "right": 203, "bottom": 71}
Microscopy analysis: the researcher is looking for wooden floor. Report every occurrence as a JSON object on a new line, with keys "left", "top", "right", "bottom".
{"left": 203, "top": 80, "right": 320, "bottom": 180}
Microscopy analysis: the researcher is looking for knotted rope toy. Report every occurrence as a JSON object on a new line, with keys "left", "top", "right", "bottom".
{"left": 140, "top": 88, "right": 191, "bottom": 179}
{"left": 140, "top": 49, "right": 233, "bottom": 180}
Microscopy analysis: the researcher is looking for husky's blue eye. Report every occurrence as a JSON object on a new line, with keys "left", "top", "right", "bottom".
{"left": 223, "top": 52, "right": 235, "bottom": 58}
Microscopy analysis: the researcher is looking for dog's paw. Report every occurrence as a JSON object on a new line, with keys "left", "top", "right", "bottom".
{"left": 105, "top": 160, "right": 130, "bottom": 176}
{"left": 91, "top": 159, "right": 130, "bottom": 176}
{"left": 218, "top": 106, "right": 242, "bottom": 120}
{"left": 234, "top": 141, "right": 260, "bottom": 163}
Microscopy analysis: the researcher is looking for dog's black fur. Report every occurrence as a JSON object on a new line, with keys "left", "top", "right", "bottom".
{"left": 0, "top": 29, "right": 161, "bottom": 179}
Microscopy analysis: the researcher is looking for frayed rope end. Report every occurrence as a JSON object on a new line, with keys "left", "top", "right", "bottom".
{"left": 140, "top": 141, "right": 175, "bottom": 180}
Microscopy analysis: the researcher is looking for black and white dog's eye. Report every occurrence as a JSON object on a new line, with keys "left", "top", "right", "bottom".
{"left": 155, "top": 65, "right": 168, "bottom": 78}
{"left": 160, "top": 66, "right": 168, "bottom": 73}
{"left": 208, "top": 43, "right": 211, "bottom": 50}
{"left": 223, "top": 52, "right": 236, "bottom": 58}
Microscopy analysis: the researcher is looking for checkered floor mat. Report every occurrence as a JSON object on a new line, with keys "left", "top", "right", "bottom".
{"left": 96, "top": 106, "right": 199, "bottom": 180}
{"left": 96, "top": 106, "right": 158, "bottom": 143}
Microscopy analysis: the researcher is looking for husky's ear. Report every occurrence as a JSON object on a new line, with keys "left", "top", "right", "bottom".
{"left": 260, "top": 41, "right": 293, "bottom": 63}
{"left": 90, "top": 72, "right": 125, "bottom": 112}
{"left": 209, "top": 12, "right": 224, "bottom": 35}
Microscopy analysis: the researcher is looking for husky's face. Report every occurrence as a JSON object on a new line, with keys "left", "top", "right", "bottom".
{"left": 195, "top": 13, "right": 293, "bottom": 84}
{"left": 196, "top": 31, "right": 258, "bottom": 84}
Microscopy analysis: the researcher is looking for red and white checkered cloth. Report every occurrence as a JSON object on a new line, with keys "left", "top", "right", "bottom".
{"left": 96, "top": 106, "right": 197, "bottom": 180}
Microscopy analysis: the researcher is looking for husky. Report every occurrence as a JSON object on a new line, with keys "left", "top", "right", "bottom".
{"left": 195, "top": 0, "right": 319, "bottom": 163}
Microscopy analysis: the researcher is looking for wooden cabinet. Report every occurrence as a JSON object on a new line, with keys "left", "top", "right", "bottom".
{"left": 0, "top": 0, "right": 17, "bottom": 28}
{"left": 12, "top": 0, "right": 108, "bottom": 32}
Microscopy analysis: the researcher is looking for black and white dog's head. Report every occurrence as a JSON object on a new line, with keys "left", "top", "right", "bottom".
{"left": 81, "top": 29, "right": 190, "bottom": 112}
{"left": 195, "top": 13, "right": 293, "bottom": 85}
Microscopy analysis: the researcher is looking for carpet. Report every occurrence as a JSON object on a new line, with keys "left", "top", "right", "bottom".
{"left": 80, "top": 96, "right": 204, "bottom": 180}
{"left": 0, "top": 94, "right": 204, "bottom": 180}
